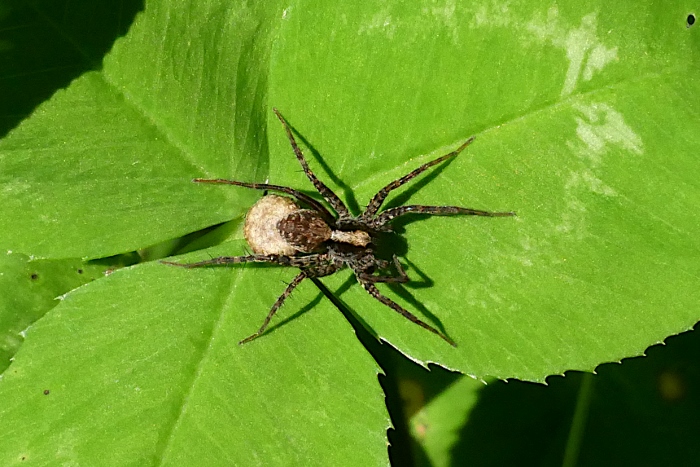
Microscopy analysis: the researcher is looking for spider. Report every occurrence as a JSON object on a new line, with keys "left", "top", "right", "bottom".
{"left": 163, "top": 109, "right": 515, "bottom": 346}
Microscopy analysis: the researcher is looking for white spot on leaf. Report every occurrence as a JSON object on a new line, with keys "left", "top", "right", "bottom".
{"left": 526, "top": 8, "right": 618, "bottom": 96}
{"left": 572, "top": 102, "right": 643, "bottom": 157}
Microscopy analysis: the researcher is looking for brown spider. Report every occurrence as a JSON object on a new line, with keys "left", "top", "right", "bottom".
{"left": 164, "top": 109, "right": 515, "bottom": 346}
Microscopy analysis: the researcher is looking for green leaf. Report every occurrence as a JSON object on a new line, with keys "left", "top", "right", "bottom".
{"left": 0, "top": 260, "right": 388, "bottom": 465}
{"left": 0, "top": 0, "right": 698, "bottom": 464}
{"left": 0, "top": 253, "right": 108, "bottom": 373}
{"left": 266, "top": 1, "right": 700, "bottom": 381}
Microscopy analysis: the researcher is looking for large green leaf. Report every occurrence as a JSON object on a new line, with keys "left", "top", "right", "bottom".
{"left": 1, "top": 257, "right": 387, "bottom": 465}
{"left": 266, "top": 1, "right": 700, "bottom": 379}
{"left": 0, "top": 0, "right": 698, "bottom": 464}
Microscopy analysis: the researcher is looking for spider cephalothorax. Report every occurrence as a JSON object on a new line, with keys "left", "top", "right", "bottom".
{"left": 164, "top": 109, "right": 515, "bottom": 346}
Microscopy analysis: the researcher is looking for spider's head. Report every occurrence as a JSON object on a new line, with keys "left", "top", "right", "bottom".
{"left": 329, "top": 229, "right": 371, "bottom": 247}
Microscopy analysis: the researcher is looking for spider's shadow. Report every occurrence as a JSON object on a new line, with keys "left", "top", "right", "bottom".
{"left": 383, "top": 152, "right": 461, "bottom": 218}
{"left": 287, "top": 119, "right": 464, "bottom": 219}
{"left": 393, "top": 256, "right": 434, "bottom": 289}
{"left": 228, "top": 249, "right": 441, "bottom": 342}
{"left": 308, "top": 273, "right": 453, "bottom": 346}
{"left": 241, "top": 272, "right": 368, "bottom": 341}
{"left": 377, "top": 152, "right": 468, "bottom": 237}
{"left": 255, "top": 275, "right": 327, "bottom": 340}
{"left": 372, "top": 231, "right": 409, "bottom": 261}
{"left": 285, "top": 138, "right": 465, "bottom": 264}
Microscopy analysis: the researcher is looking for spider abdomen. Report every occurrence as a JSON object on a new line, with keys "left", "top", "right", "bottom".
{"left": 278, "top": 209, "right": 332, "bottom": 253}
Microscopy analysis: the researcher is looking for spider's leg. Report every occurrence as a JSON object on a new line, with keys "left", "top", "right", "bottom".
{"left": 358, "top": 273, "right": 409, "bottom": 284}
{"left": 239, "top": 272, "right": 307, "bottom": 344}
{"left": 357, "top": 279, "right": 456, "bottom": 347}
{"left": 362, "top": 137, "right": 476, "bottom": 218}
{"left": 192, "top": 179, "right": 334, "bottom": 224}
{"left": 357, "top": 255, "right": 410, "bottom": 284}
{"left": 392, "top": 255, "right": 410, "bottom": 281}
{"left": 373, "top": 204, "right": 516, "bottom": 227}
{"left": 273, "top": 108, "right": 350, "bottom": 217}
{"left": 161, "top": 253, "right": 322, "bottom": 269}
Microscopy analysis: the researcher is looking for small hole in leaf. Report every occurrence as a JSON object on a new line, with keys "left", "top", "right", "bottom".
{"left": 77, "top": 268, "right": 84, "bottom": 274}
{"left": 30, "top": 273, "right": 39, "bottom": 280}
{"left": 688, "top": 14, "right": 696, "bottom": 27}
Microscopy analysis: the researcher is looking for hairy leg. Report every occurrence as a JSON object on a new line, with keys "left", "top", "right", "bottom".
{"left": 192, "top": 178, "right": 334, "bottom": 224}
{"left": 161, "top": 253, "right": 323, "bottom": 269}
{"left": 357, "top": 279, "right": 456, "bottom": 347}
{"left": 356, "top": 255, "right": 410, "bottom": 283}
{"left": 373, "top": 204, "right": 515, "bottom": 227}
{"left": 362, "top": 137, "right": 475, "bottom": 218}
{"left": 273, "top": 108, "right": 350, "bottom": 217}
{"left": 239, "top": 272, "right": 308, "bottom": 344}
